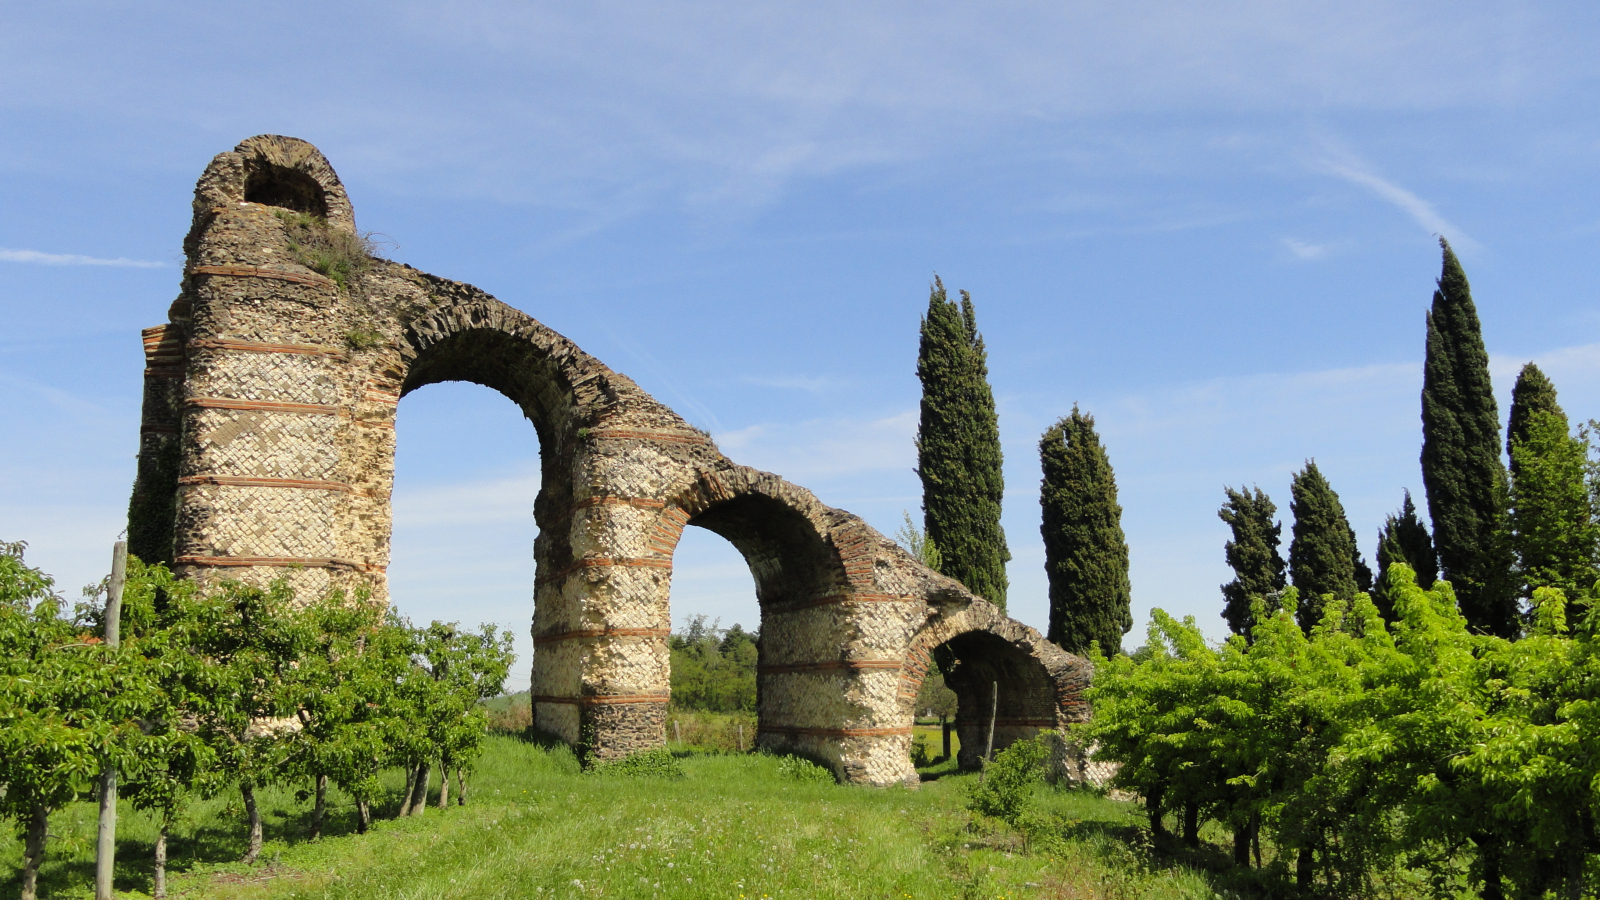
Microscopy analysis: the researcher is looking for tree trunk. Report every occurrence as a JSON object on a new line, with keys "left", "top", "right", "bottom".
{"left": 1251, "top": 814, "right": 1262, "bottom": 869}
{"left": 456, "top": 767, "right": 467, "bottom": 806}
{"left": 356, "top": 798, "right": 371, "bottom": 834}
{"left": 310, "top": 773, "right": 327, "bottom": 839}
{"left": 1147, "top": 781, "right": 1168, "bottom": 839}
{"left": 409, "top": 761, "right": 430, "bottom": 816}
{"left": 21, "top": 803, "right": 49, "bottom": 900}
{"left": 1183, "top": 801, "right": 1199, "bottom": 848}
{"left": 1296, "top": 846, "right": 1314, "bottom": 892}
{"left": 154, "top": 821, "right": 169, "bottom": 899}
{"left": 1475, "top": 834, "right": 1505, "bottom": 900}
{"left": 1561, "top": 842, "right": 1583, "bottom": 900}
{"left": 437, "top": 759, "right": 450, "bottom": 809}
{"left": 941, "top": 716, "right": 952, "bottom": 760}
{"left": 400, "top": 762, "right": 417, "bottom": 816}
{"left": 1232, "top": 821, "right": 1250, "bottom": 868}
{"left": 241, "top": 782, "right": 263, "bottom": 864}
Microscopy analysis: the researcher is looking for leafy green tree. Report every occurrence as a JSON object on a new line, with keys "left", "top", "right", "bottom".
{"left": 411, "top": 620, "right": 514, "bottom": 808}
{"left": 184, "top": 579, "right": 304, "bottom": 862}
{"left": 281, "top": 591, "right": 395, "bottom": 834}
{"left": 1039, "top": 406, "right": 1131, "bottom": 654}
{"left": 114, "top": 559, "right": 223, "bottom": 898}
{"left": 916, "top": 276, "right": 1010, "bottom": 608}
{"left": 1372, "top": 490, "right": 1438, "bottom": 622}
{"left": 1218, "top": 485, "right": 1287, "bottom": 638}
{"left": 1288, "top": 461, "right": 1367, "bottom": 632}
{"left": 1420, "top": 238, "right": 1517, "bottom": 637}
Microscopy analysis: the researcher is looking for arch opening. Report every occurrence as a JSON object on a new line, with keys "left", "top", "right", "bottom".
{"left": 664, "top": 525, "right": 760, "bottom": 746}
{"left": 389, "top": 381, "right": 543, "bottom": 694}
{"left": 243, "top": 161, "right": 329, "bottom": 217}
{"left": 686, "top": 493, "right": 847, "bottom": 607}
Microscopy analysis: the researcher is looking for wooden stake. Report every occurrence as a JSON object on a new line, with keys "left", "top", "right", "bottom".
{"left": 95, "top": 541, "right": 128, "bottom": 900}
{"left": 978, "top": 681, "right": 998, "bottom": 784}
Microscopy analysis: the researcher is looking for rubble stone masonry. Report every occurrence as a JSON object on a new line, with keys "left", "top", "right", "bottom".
{"left": 127, "top": 135, "right": 1093, "bottom": 785}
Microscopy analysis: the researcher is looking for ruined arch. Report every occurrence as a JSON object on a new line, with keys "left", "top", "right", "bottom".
{"left": 128, "top": 135, "right": 1093, "bottom": 785}
{"left": 902, "top": 609, "right": 1090, "bottom": 774}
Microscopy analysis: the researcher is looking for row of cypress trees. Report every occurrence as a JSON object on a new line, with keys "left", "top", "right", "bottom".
{"left": 1220, "top": 239, "right": 1598, "bottom": 639}
{"left": 913, "top": 277, "right": 1132, "bottom": 656}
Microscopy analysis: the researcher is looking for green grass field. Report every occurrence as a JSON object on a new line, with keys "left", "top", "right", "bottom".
{"left": 3, "top": 731, "right": 1226, "bottom": 900}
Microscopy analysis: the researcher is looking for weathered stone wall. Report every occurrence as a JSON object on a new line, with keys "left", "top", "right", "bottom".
{"left": 128, "top": 135, "right": 1093, "bottom": 785}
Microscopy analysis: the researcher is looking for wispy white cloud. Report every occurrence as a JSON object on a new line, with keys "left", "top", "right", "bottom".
{"left": 0, "top": 248, "right": 164, "bottom": 268}
{"left": 714, "top": 409, "right": 916, "bottom": 481}
{"left": 391, "top": 470, "right": 541, "bottom": 528}
{"left": 1283, "top": 238, "right": 1329, "bottom": 260}
{"left": 1317, "top": 157, "right": 1474, "bottom": 248}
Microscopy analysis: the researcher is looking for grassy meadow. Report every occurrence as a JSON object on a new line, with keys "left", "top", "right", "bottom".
{"left": 3, "top": 723, "right": 1227, "bottom": 900}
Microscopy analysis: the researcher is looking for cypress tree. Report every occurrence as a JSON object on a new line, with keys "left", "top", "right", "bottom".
{"left": 1217, "top": 486, "right": 1287, "bottom": 638}
{"left": 1506, "top": 368, "right": 1597, "bottom": 597}
{"left": 1040, "top": 406, "right": 1132, "bottom": 655}
{"left": 1506, "top": 363, "right": 1561, "bottom": 473}
{"left": 916, "top": 277, "right": 1010, "bottom": 608}
{"left": 1288, "top": 461, "right": 1366, "bottom": 632}
{"left": 1373, "top": 490, "right": 1438, "bottom": 621}
{"left": 1419, "top": 238, "right": 1517, "bottom": 637}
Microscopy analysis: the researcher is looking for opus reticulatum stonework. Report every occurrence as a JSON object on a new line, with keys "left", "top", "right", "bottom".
{"left": 127, "top": 135, "right": 1092, "bottom": 786}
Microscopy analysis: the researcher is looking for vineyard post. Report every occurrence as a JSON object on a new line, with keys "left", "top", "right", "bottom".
{"left": 94, "top": 540, "right": 128, "bottom": 900}
{"left": 979, "top": 681, "right": 998, "bottom": 783}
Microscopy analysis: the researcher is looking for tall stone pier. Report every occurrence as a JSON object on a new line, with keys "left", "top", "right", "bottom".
{"left": 128, "top": 135, "right": 1091, "bottom": 785}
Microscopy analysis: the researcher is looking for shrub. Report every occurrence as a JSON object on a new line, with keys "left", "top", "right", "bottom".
{"left": 966, "top": 736, "right": 1049, "bottom": 827}
{"left": 589, "top": 748, "right": 684, "bottom": 779}
{"left": 775, "top": 754, "right": 835, "bottom": 785}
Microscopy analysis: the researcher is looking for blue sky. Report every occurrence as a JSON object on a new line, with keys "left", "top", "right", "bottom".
{"left": 4, "top": 1, "right": 1599, "bottom": 689}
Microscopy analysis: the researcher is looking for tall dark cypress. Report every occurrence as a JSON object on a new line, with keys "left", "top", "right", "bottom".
{"left": 1218, "top": 486, "right": 1287, "bottom": 638}
{"left": 1288, "top": 461, "right": 1365, "bottom": 632}
{"left": 1419, "top": 238, "right": 1517, "bottom": 637}
{"left": 1506, "top": 366, "right": 1597, "bottom": 597}
{"left": 1373, "top": 490, "right": 1438, "bottom": 621}
{"left": 916, "top": 277, "right": 1010, "bottom": 608}
{"left": 1507, "top": 363, "right": 1562, "bottom": 473}
{"left": 1040, "top": 407, "right": 1132, "bottom": 655}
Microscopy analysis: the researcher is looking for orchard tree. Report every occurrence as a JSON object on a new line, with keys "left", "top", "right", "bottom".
{"left": 0, "top": 542, "right": 160, "bottom": 900}
{"left": 916, "top": 276, "right": 1010, "bottom": 608}
{"left": 115, "top": 558, "right": 223, "bottom": 898}
{"left": 186, "top": 579, "right": 304, "bottom": 863}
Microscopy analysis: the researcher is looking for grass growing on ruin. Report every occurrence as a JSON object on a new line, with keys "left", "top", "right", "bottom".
{"left": 272, "top": 209, "right": 377, "bottom": 292}
{"left": 2, "top": 735, "right": 1225, "bottom": 900}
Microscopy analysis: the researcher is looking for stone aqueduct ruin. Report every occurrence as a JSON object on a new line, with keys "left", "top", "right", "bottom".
{"left": 127, "top": 135, "right": 1092, "bottom": 786}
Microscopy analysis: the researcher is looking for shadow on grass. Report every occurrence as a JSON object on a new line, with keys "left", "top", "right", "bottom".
{"left": 1049, "top": 807, "right": 1296, "bottom": 899}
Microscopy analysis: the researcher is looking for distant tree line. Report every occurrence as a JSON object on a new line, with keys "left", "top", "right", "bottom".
{"left": 667, "top": 615, "right": 757, "bottom": 714}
